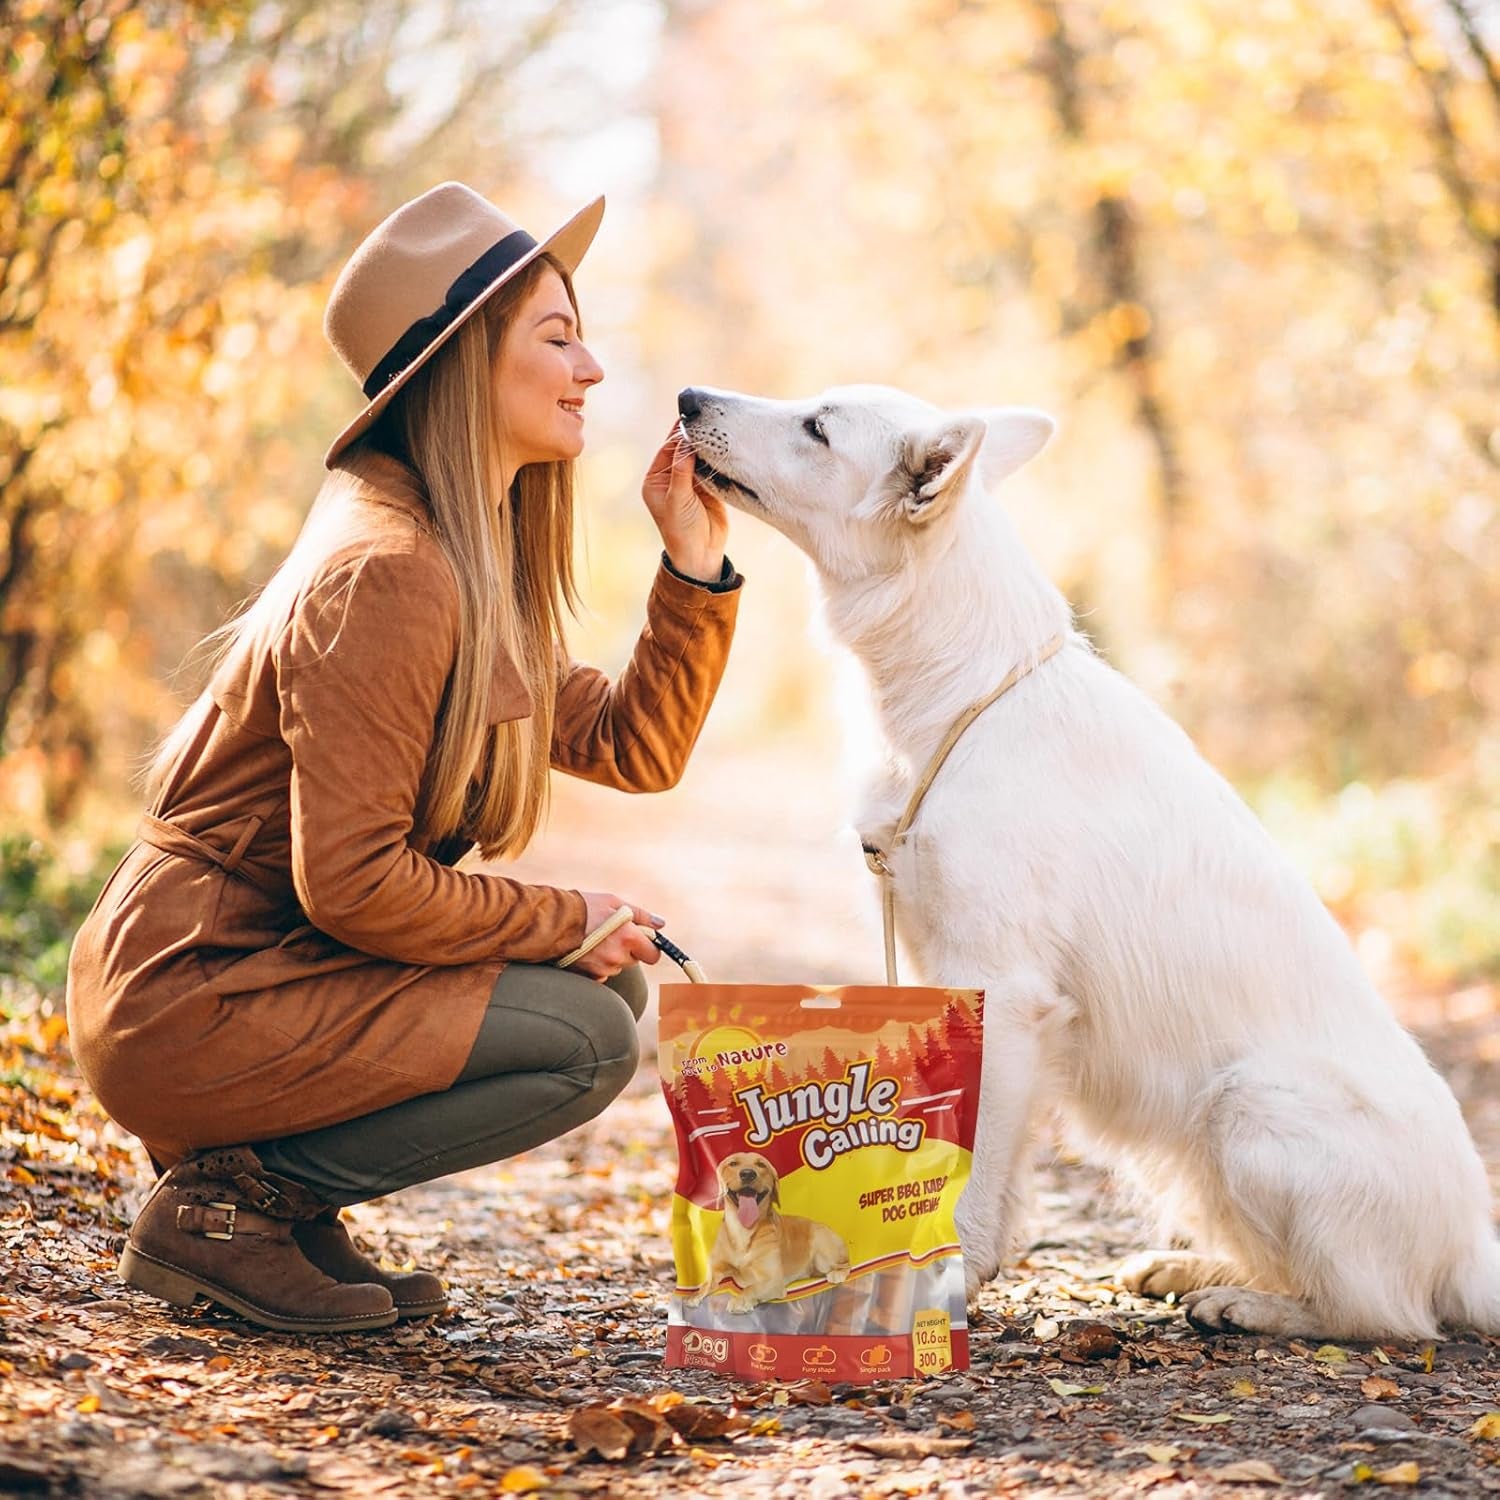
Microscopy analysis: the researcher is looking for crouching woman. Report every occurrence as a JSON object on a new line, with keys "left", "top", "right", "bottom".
{"left": 66, "top": 184, "right": 740, "bottom": 1332}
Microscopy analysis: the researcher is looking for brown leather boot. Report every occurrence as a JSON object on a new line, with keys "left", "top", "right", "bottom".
{"left": 293, "top": 1210, "right": 447, "bottom": 1320}
{"left": 118, "top": 1146, "right": 397, "bottom": 1332}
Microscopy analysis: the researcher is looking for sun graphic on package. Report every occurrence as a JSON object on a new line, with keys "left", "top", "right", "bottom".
{"left": 688, "top": 1024, "right": 780, "bottom": 1082}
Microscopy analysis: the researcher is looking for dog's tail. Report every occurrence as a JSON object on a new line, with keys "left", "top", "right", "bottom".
{"left": 1439, "top": 1233, "right": 1500, "bottom": 1335}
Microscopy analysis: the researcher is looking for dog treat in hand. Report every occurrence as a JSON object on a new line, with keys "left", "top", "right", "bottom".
{"left": 659, "top": 983, "right": 983, "bottom": 1379}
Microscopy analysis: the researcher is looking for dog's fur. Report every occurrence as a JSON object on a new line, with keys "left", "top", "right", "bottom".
{"left": 678, "top": 383, "right": 1500, "bottom": 1340}
{"left": 688, "top": 1152, "right": 850, "bottom": 1313}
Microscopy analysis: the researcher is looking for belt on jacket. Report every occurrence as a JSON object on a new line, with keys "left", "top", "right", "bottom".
{"left": 137, "top": 812, "right": 277, "bottom": 896}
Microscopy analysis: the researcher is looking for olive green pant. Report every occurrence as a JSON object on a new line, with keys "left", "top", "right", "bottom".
{"left": 255, "top": 964, "right": 648, "bottom": 1207}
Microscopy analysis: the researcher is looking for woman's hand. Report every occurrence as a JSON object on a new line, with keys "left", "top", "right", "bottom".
{"left": 572, "top": 891, "right": 663, "bottom": 981}
{"left": 641, "top": 423, "right": 730, "bottom": 584}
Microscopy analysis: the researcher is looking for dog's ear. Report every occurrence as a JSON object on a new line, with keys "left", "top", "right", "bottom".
{"left": 896, "top": 416, "right": 987, "bottom": 525}
{"left": 975, "top": 407, "right": 1055, "bottom": 487}
{"left": 765, "top": 1161, "right": 781, "bottom": 1208}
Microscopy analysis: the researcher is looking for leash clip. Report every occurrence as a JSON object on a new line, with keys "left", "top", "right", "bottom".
{"left": 861, "top": 842, "right": 893, "bottom": 879}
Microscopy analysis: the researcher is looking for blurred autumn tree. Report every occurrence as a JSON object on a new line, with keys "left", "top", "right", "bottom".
{"left": 0, "top": 0, "right": 579, "bottom": 822}
{"left": 646, "top": 0, "right": 1500, "bottom": 773}
{"left": 3, "top": 0, "right": 1497, "bottom": 983}
{"left": 640, "top": 0, "right": 1500, "bottom": 977}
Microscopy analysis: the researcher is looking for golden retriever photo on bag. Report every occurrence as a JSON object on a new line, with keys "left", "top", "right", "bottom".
{"left": 686, "top": 1153, "right": 851, "bottom": 1314}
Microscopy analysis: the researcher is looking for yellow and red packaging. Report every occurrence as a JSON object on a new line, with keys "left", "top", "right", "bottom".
{"left": 659, "top": 984, "right": 984, "bottom": 1381}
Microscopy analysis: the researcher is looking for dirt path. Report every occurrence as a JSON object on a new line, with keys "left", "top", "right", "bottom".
{"left": 3, "top": 752, "right": 1499, "bottom": 1497}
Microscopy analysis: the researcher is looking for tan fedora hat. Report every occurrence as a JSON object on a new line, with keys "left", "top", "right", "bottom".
{"left": 322, "top": 182, "right": 605, "bottom": 467}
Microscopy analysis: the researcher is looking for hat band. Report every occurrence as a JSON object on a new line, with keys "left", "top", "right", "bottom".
{"left": 361, "top": 227, "right": 539, "bottom": 399}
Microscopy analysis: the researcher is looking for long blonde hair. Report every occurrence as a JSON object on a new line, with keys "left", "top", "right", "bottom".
{"left": 146, "top": 253, "right": 580, "bottom": 860}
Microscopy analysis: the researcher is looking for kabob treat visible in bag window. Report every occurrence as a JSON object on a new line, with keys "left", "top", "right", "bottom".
{"left": 659, "top": 984, "right": 984, "bottom": 1381}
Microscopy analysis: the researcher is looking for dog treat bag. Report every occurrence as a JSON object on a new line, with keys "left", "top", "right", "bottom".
{"left": 660, "top": 984, "right": 984, "bottom": 1380}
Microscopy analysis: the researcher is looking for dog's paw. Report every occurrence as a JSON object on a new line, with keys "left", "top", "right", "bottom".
{"left": 964, "top": 1261, "right": 999, "bottom": 1306}
{"left": 1180, "top": 1286, "right": 1320, "bottom": 1339}
{"left": 1118, "top": 1251, "right": 1238, "bottom": 1300}
{"left": 825, "top": 1265, "right": 850, "bottom": 1286}
{"left": 726, "top": 1295, "right": 757, "bottom": 1315}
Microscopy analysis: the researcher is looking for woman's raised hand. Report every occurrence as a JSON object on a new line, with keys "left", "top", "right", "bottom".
{"left": 572, "top": 891, "right": 664, "bottom": 981}
{"left": 641, "top": 423, "right": 729, "bottom": 584}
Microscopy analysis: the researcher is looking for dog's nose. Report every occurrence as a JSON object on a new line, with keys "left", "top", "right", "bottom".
{"left": 738, "top": 1168, "right": 757, "bottom": 1183}
{"left": 677, "top": 388, "right": 702, "bottom": 421}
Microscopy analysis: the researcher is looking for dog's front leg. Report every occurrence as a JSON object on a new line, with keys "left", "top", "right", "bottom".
{"left": 685, "top": 1254, "right": 727, "bottom": 1307}
{"left": 954, "top": 969, "right": 1073, "bottom": 1304}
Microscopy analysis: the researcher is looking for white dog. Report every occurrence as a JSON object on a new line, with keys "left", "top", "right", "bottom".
{"left": 677, "top": 382, "right": 1500, "bottom": 1341}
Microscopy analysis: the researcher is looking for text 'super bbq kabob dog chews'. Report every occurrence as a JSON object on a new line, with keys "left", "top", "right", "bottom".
{"left": 660, "top": 984, "right": 984, "bottom": 1380}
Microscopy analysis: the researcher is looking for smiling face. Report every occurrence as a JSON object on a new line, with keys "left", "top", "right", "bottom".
{"left": 717, "top": 1152, "right": 779, "bottom": 1229}
{"left": 677, "top": 383, "right": 1054, "bottom": 581}
{"left": 491, "top": 265, "right": 603, "bottom": 471}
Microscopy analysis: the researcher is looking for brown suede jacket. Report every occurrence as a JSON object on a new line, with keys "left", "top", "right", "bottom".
{"left": 66, "top": 449, "right": 741, "bottom": 1165}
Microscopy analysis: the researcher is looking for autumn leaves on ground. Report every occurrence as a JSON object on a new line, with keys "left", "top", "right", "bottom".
{"left": 4, "top": 767, "right": 1500, "bottom": 1499}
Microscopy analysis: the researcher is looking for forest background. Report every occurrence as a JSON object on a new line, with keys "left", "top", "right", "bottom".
{"left": 2, "top": 0, "right": 1498, "bottom": 1011}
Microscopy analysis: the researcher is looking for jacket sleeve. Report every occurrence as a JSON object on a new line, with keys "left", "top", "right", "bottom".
{"left": 550, "top": 557, "right": 742, "bottom": 791}
{"left": 275, "top": 545, "right": 587, "bottom": 965}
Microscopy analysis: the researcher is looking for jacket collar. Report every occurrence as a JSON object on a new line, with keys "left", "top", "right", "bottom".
{"left": 337, "top": 446, "right": 433, "bottom": 529}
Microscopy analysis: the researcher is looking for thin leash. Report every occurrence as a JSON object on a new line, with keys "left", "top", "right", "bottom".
{"left": 560, "top": 904, "right": 708, "bottom": 983}
{"left": 562, "top": 634, "right": 1067, "bottom": 990}
{"left": 861, "top": 634, "right": 1068, "bottom": 985}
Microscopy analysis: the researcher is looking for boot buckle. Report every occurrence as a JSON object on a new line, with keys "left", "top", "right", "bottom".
{"left": 202, "top": 1201, "right": 237, "bottom": 1240}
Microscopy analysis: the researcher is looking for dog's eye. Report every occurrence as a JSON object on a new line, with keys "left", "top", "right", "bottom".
{"left": 803, "top": 414, "right": 829, "bottom": 445}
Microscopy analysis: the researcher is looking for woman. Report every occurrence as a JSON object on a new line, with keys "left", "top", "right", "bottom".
{"left": 65, "top": 183, "right": 740, "bottom": 1333}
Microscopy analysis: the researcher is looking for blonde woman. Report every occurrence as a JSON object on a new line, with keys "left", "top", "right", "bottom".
{"left": 66, "top": 184, "right": 740, "bottom": 1332}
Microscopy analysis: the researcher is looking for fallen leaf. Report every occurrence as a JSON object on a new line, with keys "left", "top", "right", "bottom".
{"left": 1352, "top": 1460, "right": 1420, "bottom": 1486}
{"left": 1122, "top": 1444, "right": 1182, "bottom": 1463}
{"left": 498, "top": 1468, "right": 550, "bottom": 1494}
{"left": 662, "top": 1404, "right": 747, "bottom": 1442}
{"left": 1313, "top": 1344, "right": 1349, "bottom": 1364}
{"left": 781, "top": 1379, "right": 832, "bottom": 1406}
{"left": 1047, "top": 1377, "right": 1105, "bottom": 1397}
{"left": 1470, "top": 1412, "right": 1500, "bottom": 1440}
{"left": 1228, "top": 1378, "right": 1257, "bottom": 1397}
{"left": 75, "top": 1395, "right": 100, "bottom": 1414}
{"left": 1420, "top": 1346, "right": 1435, "bottom": 1374}
{"left": 1127, "top": 1464, "right": 1179, "bottom": 1489}
{"left": 1174, "top": 1412, "right": 1234, "bottom": 1425}
{"left": 141, "top": 1334, "right": 218, "bottom": 1360}
{"left": 1210, "top": 1460, "right": 1287, "bottom": 1484}
{"left": 566, "top": 1407, "right": 635, "bottom": 1461}
{"left": 851, "top": 1436, "right": 972, "bottom": 1459}
{"left": 1032, "top": 1316, "right": 1060, "bottom": 1342}
{"left": 1060, "top": 1321, "right": 1122, "bottom": 1361}
{"left": 607, "top": 1399, "right": 674, "bottom": 1454}
{"left": 1360, "top": 1375, "right": 1401, "bottom": 1401}
{"left": 937, "top": 1410, "right": 975, "bottom": 1432}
